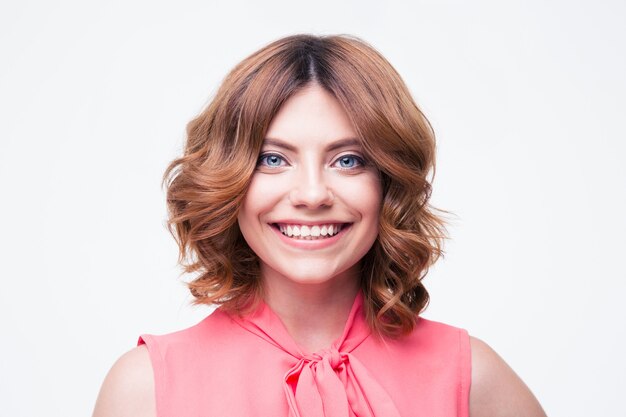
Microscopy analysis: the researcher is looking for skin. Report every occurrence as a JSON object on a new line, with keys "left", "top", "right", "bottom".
{"left": 92, "top": 345, "right": 155, "bottom": 417}
{"left": 236, "top": 83, "right": 382, "bottom": 353}
{"left": 92, "top": 84, "right": 547, "bottom": 417}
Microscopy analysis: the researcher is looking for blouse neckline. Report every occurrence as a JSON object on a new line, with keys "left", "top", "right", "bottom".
{"left": 229, "top": 291, "right": 402, "bottom": 417}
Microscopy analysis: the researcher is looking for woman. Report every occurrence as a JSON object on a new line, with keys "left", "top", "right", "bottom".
{"left": 93, "top": 34, "right": 546, "bottom": 417}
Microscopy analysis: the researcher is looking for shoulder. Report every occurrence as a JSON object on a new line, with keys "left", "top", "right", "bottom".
{"left": 92, "top": 346, "right": 156, "bottom": 417}
{"left": 413, "top": 317, "right": 468, "bottom": 340}
{"left": 469, "top": 336, "right": 546, "bottom": 417}
{"left": 410, "top": 317, "right": 471, "bottom": 357}
{"left": 138, "top": 309, "right": 237, "bottom": 359}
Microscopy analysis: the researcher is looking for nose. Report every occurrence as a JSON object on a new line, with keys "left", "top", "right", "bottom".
{"left": 288, "top": 165, "right": 334, "bottom": 208}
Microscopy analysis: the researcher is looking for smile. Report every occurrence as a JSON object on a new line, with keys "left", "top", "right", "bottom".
{"left": 273, "top": 223, "right": 347, "bottom": 240}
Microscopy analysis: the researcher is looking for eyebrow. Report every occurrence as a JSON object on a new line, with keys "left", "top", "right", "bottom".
{"left": 262, "top": 137, "right": 361, "bottom": 152}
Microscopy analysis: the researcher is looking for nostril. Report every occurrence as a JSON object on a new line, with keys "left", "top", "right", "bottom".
{"left": 288, "top": 183, "right": 334, "bottom": 208}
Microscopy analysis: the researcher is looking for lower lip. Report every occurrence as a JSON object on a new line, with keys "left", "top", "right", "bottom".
{"left": 270, "top": 224, "right": 351, "bottom": 250}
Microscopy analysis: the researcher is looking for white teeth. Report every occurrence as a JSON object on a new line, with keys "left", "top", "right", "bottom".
{"left": 276, "top": 223, "right": 345, "bottom": 239}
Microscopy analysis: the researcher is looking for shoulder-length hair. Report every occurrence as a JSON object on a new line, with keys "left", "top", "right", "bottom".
{"left": 163, "top": 34, "right": 449, "bottom": 337}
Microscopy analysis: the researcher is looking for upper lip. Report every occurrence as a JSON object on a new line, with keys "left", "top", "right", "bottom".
{"left": 269, "top": 220, "right": 351, "bottom": 226}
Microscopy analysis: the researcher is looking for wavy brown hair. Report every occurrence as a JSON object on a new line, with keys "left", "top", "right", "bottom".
{"left": 163, "top": 34, "right": 450, "bottom": 337}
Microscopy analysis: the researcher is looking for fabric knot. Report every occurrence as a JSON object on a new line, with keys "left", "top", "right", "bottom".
{"left": 283, "top": 349, "right": 401, "bottom": 417}
{"left": 323, "top": 347, "right": 344, "bottom": 370}
{"left": 303, "top": 347, "right": 345, "bottom": 370}
{"left": 233, "top": 291, "right": 402, "bottom": 417}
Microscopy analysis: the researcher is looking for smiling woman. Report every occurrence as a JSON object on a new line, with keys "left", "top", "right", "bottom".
{"left": 92, "top": 34, "right": 547, "bottom": 417}
{"left": 237, "top": 84, "right": 383, "bottom": 313}
{"left": 158, "top": 34, "right": 445, "bottom": 337}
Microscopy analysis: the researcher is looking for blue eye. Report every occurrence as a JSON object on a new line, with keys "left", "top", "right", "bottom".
{"left": 334, "top": 155, "right": 364, "bottom": 169}
{"left": 258, "top": 153, "right": 285, "bottom": 167}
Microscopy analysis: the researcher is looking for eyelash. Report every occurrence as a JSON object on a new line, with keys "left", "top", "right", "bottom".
{"left": 257, "top": 153, "right": 287, "bottom": 168}
{"left": 256, "top": 153, "right": 366, "bottom": 170}
{"left": 332, "top": 154, "right": 365, "bottom": 170}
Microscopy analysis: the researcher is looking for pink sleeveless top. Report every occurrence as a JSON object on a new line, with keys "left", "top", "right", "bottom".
{"left": 138, "top": 292, "right": 471, "bottom": 417}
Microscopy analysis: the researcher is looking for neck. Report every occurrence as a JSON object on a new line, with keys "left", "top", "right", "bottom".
{"left": 260, "top": 265, "right": 361, "bottom": 354}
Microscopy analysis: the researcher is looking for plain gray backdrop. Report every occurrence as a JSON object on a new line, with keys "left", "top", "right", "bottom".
{"left": 1, "top": 0, "right": 624, "bottom": 416}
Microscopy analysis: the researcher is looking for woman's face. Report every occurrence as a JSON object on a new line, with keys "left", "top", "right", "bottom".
{"left": 237, "top": 83, "right": 383, "bottom": 289}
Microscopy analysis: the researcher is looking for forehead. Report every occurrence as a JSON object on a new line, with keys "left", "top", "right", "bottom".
{"left": 264, "top": 84, "right": 358, "bottom": 147}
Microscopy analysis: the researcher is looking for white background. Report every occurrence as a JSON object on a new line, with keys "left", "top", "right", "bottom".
{"left": 1, "top": 1, "right": 624, "bottom": 416}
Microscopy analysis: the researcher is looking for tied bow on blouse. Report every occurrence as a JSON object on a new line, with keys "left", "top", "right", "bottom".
{"left": 233, "top": 292, "right": 401, "bottom": 417}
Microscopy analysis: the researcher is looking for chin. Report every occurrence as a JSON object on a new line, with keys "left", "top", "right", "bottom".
{"left": 290, "top": 275, "right": 340, "bottom": 286}
{"left": 273, "top": 262, "right": 360, "bottom": 287}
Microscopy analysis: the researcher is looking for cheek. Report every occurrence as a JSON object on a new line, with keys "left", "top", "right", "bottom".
{"left": 243, "top": 175, "right": 269, "bottom": 203}
{"left": 238, "top": 175, "right": 286, "bottom": 226}
{"left": 338, "top": 173, "right": 383, "bottom": 220}
{"left": 247, "top": 174, "right": 291, "bottom": 200}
